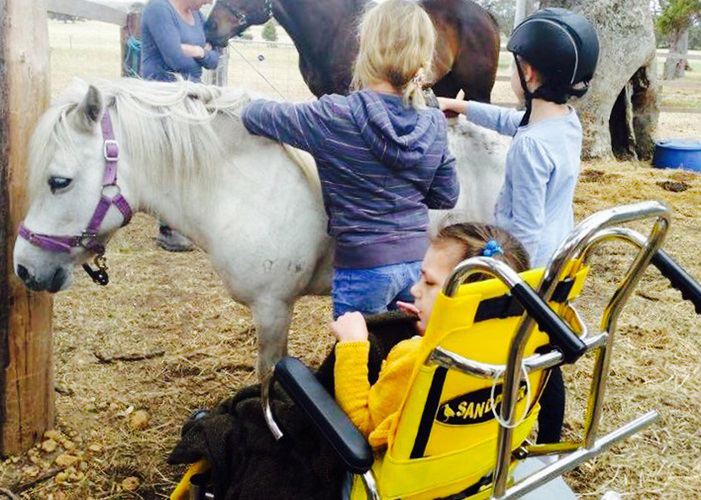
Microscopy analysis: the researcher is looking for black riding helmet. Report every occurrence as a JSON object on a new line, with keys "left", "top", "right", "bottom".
{"left": 507, "top": 8, "right": 600, "bottom": 124}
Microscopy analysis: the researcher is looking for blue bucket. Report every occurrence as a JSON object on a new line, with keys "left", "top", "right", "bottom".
{"left": 652, "top": 139, "right": 701, "bottom": 172}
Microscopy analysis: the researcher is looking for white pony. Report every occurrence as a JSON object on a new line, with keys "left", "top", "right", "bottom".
{"left": 13, "top": 79, "right": 507, "bottom": 376}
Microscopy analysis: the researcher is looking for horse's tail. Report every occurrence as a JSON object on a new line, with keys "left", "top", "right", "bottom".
{"left": 282, "top": 145, "right": 323, "bottom": 199}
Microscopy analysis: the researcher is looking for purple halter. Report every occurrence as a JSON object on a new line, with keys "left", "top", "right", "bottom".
{"left": 18, "top": 112, "right": 133, "bottom": 285}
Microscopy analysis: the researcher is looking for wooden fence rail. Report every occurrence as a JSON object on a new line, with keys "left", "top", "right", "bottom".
{"left": 47, "top": 0, "right": 140, "bottom": 78}
{"left": 47, "top": 0, "right": 126, "bottom": 26}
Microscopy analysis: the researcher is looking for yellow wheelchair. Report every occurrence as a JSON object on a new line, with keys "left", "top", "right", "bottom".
{"left": 173, "top": 200, "right": 701, "bottom": 499}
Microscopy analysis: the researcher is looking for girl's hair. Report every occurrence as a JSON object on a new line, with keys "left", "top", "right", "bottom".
{"left": 351, "top": 0, "right": 436, "bottom": 108}
{"left": 433, "top": 223, "right": 531, "bottom": 282}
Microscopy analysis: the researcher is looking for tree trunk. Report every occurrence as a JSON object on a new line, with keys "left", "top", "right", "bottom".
{"left": 540, "top": 0, "right": 659, "bottom": 160}
{"left": 663, "top": 28, "right": 689, "bottom": 80}
{"left": 525, "top": 0, "right": 539, "bottom": 15}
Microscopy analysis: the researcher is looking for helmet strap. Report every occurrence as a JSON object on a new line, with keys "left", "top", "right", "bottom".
{"left": 514, "top": 55, "right": 533, "bottom": 127}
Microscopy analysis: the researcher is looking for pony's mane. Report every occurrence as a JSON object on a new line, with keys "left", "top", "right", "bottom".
{"left": 28, "top": 78, "right": 257, "bottom": 202}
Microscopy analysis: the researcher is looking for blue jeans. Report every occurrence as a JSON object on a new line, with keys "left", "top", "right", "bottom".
{"left": 332, "top": 261, "right": 422, "bottom": 319}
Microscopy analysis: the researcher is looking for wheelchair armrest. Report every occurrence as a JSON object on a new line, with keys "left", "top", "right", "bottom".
{"left": 273, "top": 357, "right": 375, "bottom": 474}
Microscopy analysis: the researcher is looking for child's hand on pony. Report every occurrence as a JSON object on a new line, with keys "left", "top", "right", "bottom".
{"left": 330, "top": 312, "right": 370, "bottom": 342}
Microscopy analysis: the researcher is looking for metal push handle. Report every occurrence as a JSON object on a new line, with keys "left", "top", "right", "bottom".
{"left": 509, "top": 282, "right": 587, "bottom": 363}
{"left": 651, "top": 250, "right": 701, "bottom": 313}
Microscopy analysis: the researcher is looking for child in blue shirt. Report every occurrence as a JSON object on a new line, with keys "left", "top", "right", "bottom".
{"left": 242, "top": 0, "right": 459, "bottom": 318}
{"left": 439, "top": 8, "right": 599, "bottom": 267}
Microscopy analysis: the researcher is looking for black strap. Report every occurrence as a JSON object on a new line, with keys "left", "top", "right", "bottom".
{"left": 435, "top": 472, "right": 493, "bottom": 500}
{"left": 515, "top": 55, "right": 534, "bottom": 127}
{"left": 474, "top": 278, "right": 575, "bottom": 323}
{"left": 410, "top": 366, "right": 448, "bottom": 459}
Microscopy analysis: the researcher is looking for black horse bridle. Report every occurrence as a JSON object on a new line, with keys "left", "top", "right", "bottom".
{"left": 217, "top": 0, "right": 274, "bottom": 27}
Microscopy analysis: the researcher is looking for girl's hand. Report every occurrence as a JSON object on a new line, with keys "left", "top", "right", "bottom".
{"left": 396, "top": 301, "right": 420, "bottom": 317}
{"left": 330, "top": 312, "right": 369, "bottom": 342}
{"left": 181, "top": 43, "right": 205, "bottom": 58}
{"left": 436, "top": 97, "right": 467, "bottom": 118}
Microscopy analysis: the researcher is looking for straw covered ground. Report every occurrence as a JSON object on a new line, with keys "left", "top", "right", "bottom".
{"left": 0, "top": 20, "right": 700, "bottom": 500}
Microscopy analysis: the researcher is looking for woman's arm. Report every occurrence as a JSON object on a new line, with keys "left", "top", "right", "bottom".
{"left": 181, "top": 43, "right": 220, "bottom": 70}
{"left": 199, "top": 44, "right": 220, "bottom": 70}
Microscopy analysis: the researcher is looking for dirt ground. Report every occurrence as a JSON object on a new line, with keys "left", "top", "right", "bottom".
{"left": 1, "top": 20, "right": 700, "bottom": 500}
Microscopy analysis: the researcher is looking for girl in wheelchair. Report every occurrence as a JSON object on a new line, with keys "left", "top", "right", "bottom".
{"left": 331, "top": 223, "right": 530, "bottom": 450}
{"left": 170, "top": 222, "right": 565, "bottom": 498}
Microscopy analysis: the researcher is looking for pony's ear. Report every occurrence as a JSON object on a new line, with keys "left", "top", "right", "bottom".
{"left": 72, "top": 85, "right": 103, "bottom": 131}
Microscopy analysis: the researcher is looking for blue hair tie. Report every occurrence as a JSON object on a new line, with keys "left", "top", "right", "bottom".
{"left": 481, "top": 239, "right": 504, "bottom": 258}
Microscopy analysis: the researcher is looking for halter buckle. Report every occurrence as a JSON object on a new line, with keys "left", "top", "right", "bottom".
{"left": 104, "top": 140, "right": 119, "bottom": 161}
{"left": 79, "top": 232, "right": 104, "bottom": 254}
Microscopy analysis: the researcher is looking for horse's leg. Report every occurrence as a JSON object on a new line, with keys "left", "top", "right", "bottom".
{"left": 435, "top": 69, "right": 494, "bottom": 103}
{"left": 250, "top": 299, "right": 294, "bottom": 378}
{"left": 432, "top": 73, "right": 463, "bottom": 100}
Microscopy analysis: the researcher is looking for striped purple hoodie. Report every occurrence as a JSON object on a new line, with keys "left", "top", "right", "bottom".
{"left": 242, "top": 90, "right": 458, "bottom": 269}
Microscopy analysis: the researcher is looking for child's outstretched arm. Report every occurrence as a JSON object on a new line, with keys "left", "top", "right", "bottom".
{"left": 241, "top": 97, "right": 335, "bottom": 155}
{"left": 438, "top": 97, "right": 525, "bottom": 137}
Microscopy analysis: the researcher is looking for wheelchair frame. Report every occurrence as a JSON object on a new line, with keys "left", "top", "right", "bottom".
{"left": 180, "top": 200, "right": 701, "bottom": 500}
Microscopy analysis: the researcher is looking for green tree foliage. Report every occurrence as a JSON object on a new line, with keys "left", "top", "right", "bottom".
{"left": 262, "top": 20, "right": 278, "bottom": 42}
{"left": 657, "top": 0, "right": 701, "bottom": 35}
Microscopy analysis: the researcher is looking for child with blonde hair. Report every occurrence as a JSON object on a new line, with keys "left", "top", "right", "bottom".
{"left": 242, "top": 0, "right": 458, "bottom": 319}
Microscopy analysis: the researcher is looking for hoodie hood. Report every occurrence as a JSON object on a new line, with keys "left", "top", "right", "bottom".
{"left": 349, "top": 90, "right": 443, "bottom": 169}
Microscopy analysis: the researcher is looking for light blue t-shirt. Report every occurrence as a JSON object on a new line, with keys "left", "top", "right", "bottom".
{"left": 140, "top": 0, "right": 219, "bottom": 82}
{"left": 466, "top": 102, "right": 582, "bottom": 267}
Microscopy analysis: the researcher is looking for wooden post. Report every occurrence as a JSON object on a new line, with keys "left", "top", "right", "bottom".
{"left": 215, "top": 47, "right": 230, "bottom": 86}
{"left": 0, "top": 0, "right": 53, "bottom": 455}
{"left": 121, "top": 10, "right": 142, "bottom": 77}
{"left": 204, "top": 47, "right": 230, "bottom": 87}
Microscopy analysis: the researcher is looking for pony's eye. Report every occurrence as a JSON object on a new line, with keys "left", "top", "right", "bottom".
{"left": 48, "top": 176, "right": 72, "bottom": 194}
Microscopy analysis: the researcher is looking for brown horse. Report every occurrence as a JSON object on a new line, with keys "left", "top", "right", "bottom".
{"left": 205, "top": 0, "right": 500, "bottom": 102}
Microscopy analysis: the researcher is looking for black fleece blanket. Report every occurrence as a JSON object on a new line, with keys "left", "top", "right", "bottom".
{"left": 168, "top": 312, "right": 418, "bottom": 500}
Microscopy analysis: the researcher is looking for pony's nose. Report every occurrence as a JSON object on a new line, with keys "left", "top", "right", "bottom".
{"left": 16, "top": 264, "right": 31, "bottom": 283}
{"left": 15, "top": 264, "right": 43, "bottom": 291}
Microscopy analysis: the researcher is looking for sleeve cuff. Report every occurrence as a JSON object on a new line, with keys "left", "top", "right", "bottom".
{"left": 335, "top": 341, "right": 371, "bottom": 352}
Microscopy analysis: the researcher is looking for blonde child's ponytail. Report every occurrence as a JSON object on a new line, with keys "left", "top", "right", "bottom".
{"left": 352, "top": 0, "right": 436, "bottom": 108}
{"left": 403, "top": 68, "right": 428, "bottom": 108}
